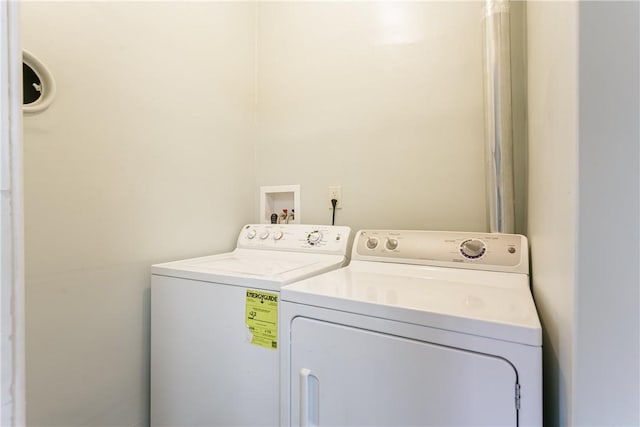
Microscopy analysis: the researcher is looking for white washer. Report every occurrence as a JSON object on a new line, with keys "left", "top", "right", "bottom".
{"left": 151, "top": 224, "right": 350, "bottom": 427}
{"left": 280, "top": 229, "right": 542, "bottom": 427}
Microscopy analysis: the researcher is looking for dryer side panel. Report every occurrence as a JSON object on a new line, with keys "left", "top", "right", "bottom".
{"left": 289, "top": 317, "right": 518, "bottom": 426}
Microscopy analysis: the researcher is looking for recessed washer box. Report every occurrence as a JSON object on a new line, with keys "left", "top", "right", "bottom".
{"left": 260, "top": 184, "right": 300, "bottom": 224}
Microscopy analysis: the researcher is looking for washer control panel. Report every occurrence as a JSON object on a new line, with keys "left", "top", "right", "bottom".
{"left": 354, "top": 230, "right": 528, "bottom": 273}
{"left": 238, "top": 224, "right": 350, "bottom": 255}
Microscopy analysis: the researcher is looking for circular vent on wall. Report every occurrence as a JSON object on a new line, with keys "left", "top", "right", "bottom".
{"left": 23, "top": 49, "right": 56, "bottom": 114}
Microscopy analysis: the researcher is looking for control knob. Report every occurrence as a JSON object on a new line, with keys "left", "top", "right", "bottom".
{"left": 366, "top": 237, "right": 379, "bottom": 249}
{"left": 307, "top": 230, "right": 323, "bottom": 245}
{"left": 246, "top": 229, "right": 257, "bottom": 239}
{"left": 386, "top": 238, "right": 399, "bottom": 250}
{"left": 273, "top": 230, "right": 283, "bottom": 241}
{"left": 460, "top": 239, "right": 486, "bottom": 259}
{"left": 259, "top": 230, "right": 270, "bottom": 240}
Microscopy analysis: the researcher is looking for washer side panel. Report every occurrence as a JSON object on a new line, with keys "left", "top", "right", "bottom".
{"left": 151, "top": 275, "right": 279, "bottom": 426}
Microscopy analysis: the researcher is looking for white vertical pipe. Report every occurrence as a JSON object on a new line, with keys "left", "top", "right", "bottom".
{"left": 482, "top": 0, "right": 515, "bottom": 233}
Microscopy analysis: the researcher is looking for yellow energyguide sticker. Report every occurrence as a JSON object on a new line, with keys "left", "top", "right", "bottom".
{"left": 245, "top": 289, "right": 278, "bottom": 350}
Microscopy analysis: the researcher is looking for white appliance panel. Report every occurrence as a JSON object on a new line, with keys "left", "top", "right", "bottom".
{"left": 289, "top": 317, "right": 517, "bottom": 426}
{"left": 152, "top": 249, "right": 346, "bottom": 291}
{"left": 352, "top": 230, "right": 529, "bottom": 273}
{"left": 238, "top": 224, "right": 349, "bottom": 255}
{"left": 151, "top": 275, "right": 278, "bottom": 426}
{"left": 281, "top": 262, "right": 541, "bottom": 346}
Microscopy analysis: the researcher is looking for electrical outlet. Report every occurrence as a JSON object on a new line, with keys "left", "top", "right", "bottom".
{"left": 328, "top": 186, "right": 342, "bottom": 209}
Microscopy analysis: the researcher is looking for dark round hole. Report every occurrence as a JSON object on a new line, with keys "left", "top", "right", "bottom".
{"left": 23, "top": 62, "right": 42, "bottom": 105}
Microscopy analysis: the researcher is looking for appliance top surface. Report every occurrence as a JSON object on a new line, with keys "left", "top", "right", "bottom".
{"left": 151, "top": 225, "right": 350, "bottom": 290}
{"left": 152, "top": 249, "right": 347, "bottom": 289}
{"left": 281, "top": 229, "right": 540, "bottom": 346}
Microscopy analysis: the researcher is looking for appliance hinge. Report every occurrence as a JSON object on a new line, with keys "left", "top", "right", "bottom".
{"left": 515, "top": 383, "right": 521, "bottom": 411}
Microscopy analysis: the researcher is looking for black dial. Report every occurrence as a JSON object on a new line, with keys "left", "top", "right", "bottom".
{"left": 460, "top": 239, "right": 486, "bottom": 259}
{"left": 307, "top": 230, "right": 322, "bottom": 245}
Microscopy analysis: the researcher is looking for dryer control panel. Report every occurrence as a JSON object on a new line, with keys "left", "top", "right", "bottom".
{"left": 238, "top": 224, "right": 351, "bottom": 255}
{"left": 353, "top": 230, "right": 528, "bottom": 274}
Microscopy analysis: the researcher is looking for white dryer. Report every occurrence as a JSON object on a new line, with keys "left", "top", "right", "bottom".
{"left": 151, "top": 224, "right": 350, "bottom": 427}
{"left": 280, "top": 229, "right": 542, "bottom": 427}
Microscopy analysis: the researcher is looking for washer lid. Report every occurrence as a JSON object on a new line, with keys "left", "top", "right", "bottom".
{"left": 280, "top": 261, "right": 541, "bottom": 346}
{"left": 151, "top": 248, "right": 347, "bottom": 291}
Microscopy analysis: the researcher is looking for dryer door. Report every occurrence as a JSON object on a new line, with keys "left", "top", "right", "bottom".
{"left": 289, "top": 317, "right": 518, "bottom": 426}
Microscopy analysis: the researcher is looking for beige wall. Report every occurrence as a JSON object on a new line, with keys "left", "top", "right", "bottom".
{"left": 527, "top": 1, "right": 639, "bottom": 425}
{"left": 21, "top": 2, "right": 255, "bottom": 425}
{"left": 527, "top": 2, "right": 578, "bottom": 425}
{"left": 255, "top": 1, "right": 527, "bottom": 233}
{"left": 574, "top": 1, "right": 639, "bottom": 424}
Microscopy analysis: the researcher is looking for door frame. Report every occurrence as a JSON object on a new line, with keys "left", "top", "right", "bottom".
{"left": 0, "top": 1, "right": 26, "bottom": 425}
